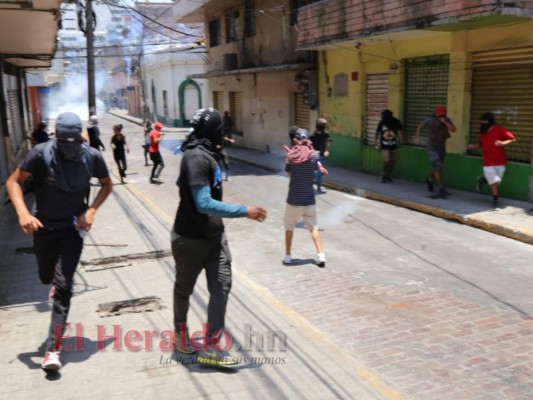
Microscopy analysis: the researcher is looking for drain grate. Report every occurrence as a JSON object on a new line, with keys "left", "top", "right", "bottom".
{"left": 81, "top": 249, "right": 172, "bottom": 272}
{"left": 97, "top": 296, "right": 163, "bottom": 317}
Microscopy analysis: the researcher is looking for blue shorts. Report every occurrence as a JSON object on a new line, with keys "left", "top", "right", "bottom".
{"left": 427, "top": 146, "right": 445, "bottom": 170}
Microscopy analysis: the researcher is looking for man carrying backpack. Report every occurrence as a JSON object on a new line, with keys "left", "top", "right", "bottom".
{"left": 6, "top": 112, "right": 113, "bottom": 371}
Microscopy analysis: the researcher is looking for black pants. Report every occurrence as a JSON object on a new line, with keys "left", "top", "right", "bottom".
{"left": 150, "top": 152, "right": 164, "bottom": 180}
{"left": 171, "top": 231, "right": 232, "bottom": 341}
{"left": 113, "top": 151, "right": 127, "bottom": 178}
{"left": 34, "top": 228, "right": 83, "bottom": 351}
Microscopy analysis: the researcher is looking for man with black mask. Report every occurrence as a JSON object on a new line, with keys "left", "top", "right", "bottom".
{"left": 171, "top": 108, "right": 267, "bottom": 367}
{"left": 467, "top": 112, "right": 516, "bottom": 209}
{"left": 375, "top": 109, "right": 404, "bottom": 183}
{"left": 6, "top": 112, "right": 113, "bottom": 371}
{"left": 310, "top": 118, "right": 332, "bottom": 193}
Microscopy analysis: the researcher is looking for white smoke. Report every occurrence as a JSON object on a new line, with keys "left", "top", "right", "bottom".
{"left": 47, "top": 3, "right": 142, "bottom": 119}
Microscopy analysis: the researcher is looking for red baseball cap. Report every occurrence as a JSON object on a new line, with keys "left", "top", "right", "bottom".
{"left": 434, "top": 106, "right": 446, "bottom": 116}
{"left": 154, "top": 121, "right": 164, "bottom": 129}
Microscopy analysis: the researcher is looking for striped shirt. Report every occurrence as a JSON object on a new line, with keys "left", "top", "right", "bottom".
{"left": 285, "top": 152, "right": 319, "bottom": 206}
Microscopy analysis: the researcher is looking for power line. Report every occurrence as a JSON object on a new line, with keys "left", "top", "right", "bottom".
{"left": 99, "top": 0, "right": 202, "bottom": 38}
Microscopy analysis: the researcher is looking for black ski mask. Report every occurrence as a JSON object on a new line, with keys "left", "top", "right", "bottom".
{"left": 479, "top": 112, "right": 496, "bottom": 133}
{"left": 43, "top": 112, "right": 93, "bottom": 192}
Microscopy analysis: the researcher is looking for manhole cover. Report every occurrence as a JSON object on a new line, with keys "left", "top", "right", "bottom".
{"left": 97, "top": 296, "right": 163, "bottom": 317}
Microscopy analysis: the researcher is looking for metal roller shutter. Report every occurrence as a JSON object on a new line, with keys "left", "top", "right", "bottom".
{"left": 365, "top": 74, "right": 388, "bottom": 145}
{"left": 404, "top": 55, "right": 449, "bottom": 146}
{"left": 470, "top": 47, "right": 533, "bottom": 163}
{"left": 213, "top": 91, "right": 225, "bottom": 111}
{"left": 294, "top": 92, "right": 310, "bottom": 132}
{"left": 229, "top": 91, "right": 243, "bottom": 135}
{"left": 7, "top": 90, "right": 23, "bottom": 151}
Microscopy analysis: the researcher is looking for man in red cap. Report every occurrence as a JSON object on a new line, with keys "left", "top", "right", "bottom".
{"left": 415, "top": 106, "right": 456, "bottom": 197}
{"left": 149, "top": 121, "right": 165, "bottom": 183}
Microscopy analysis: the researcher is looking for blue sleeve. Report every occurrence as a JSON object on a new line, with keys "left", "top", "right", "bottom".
{"left": 191, "top": 185, "right": 248, "bottom": 218}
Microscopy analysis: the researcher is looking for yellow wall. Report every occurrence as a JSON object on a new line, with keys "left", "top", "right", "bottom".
{"left": 318, "top": 20, "right": 533, "bottom": 155}
{"left": 318, "top": 49, "right": 361, "bottom": 137}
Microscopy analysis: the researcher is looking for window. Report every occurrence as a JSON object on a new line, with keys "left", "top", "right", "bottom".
{"left": 244, "top": 1, "right": 256, "bottom": 37}
{"left": 225, "top": 10, "right": 240, "bottom": 43}
{"left": 209, "top": 19, "right": 220, "bottom": 47}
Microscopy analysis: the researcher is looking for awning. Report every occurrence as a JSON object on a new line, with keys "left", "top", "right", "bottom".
{"left": 0, "top": 0, "right": 62, "bottom": 69}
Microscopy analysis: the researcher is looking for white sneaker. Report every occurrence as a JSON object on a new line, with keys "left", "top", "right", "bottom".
{"left": 42, "top": 351, "right": 62, "bottom": 370}
{"left": 282, "top": 255, "right": 292, "bottom": 265}
{"left": 317, "top": 253, "right": 326, "bottom": 268}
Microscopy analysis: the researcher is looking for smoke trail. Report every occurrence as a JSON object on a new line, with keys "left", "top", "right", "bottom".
{"left": 318, "top": 200, "right": 359, "bottom": 229}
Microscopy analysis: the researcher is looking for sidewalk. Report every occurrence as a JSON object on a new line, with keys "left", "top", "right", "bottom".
{"left": 112, "top": 110, "right": 533, "bottom": 246}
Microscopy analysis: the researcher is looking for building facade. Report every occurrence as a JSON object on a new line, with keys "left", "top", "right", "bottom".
{"left": 296, "top": 0, "right": 533, "bottom": 201}
{"left": 174, "top": 0, "right": 317, "bottom": 154}
{"left": 0, "top": 0, "right": 62, "bottom": 204}
{"left": 137, "top": 2, "right": 206, "bottom": 126}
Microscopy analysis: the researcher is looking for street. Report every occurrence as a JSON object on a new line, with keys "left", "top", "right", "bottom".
{"left": 1, "top": 113, "right": 532, "bottom": 400}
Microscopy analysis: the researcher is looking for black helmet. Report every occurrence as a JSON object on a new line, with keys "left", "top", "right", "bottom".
{"left": 190, "top": 108, "right": 223, "bottom": 145}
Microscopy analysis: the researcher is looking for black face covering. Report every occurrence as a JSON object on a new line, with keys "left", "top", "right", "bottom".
{"left": 57, "top": 139, "right": 84, "bottom": 161}
{"left": 480, "top": 123, "right": 492, "bottom": 133}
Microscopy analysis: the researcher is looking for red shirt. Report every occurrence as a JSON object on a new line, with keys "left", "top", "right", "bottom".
{"left": 478, "top": 125, "right": 515, "bottom": 166}
{"left": 149, "top": 129, "right": 161, "bottom": 153}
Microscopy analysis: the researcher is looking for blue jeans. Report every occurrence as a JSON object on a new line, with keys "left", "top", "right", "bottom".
{"left": 315, "top": 155, "right": 327, "bottom": 190}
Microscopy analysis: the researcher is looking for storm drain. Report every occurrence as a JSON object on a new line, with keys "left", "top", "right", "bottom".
{"left": 97, "top": 296, "right": 163, "bottom": 317}
{"left": 81, "top": 249, "right": 172, "bottom": 272}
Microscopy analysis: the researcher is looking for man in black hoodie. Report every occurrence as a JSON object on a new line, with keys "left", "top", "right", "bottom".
{"left": 171, "top": 108, "right": 267, "bottom": 367}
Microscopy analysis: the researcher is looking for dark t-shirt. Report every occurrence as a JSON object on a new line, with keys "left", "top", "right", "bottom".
{"left": 19, "top": 143, "right": 109, "bottom": 230}
{"left": 111, "top": 134, "right": 126, "bottom": 155}
{"left": 310, "top": 132, "right": 331, "bottom": 156}
{"left": 88, "top": 126, "right": 103, "bottom": 149}
{"left": 376, "top": 118, "right": 403, "bottom": 150}
{"left": 32, "top": 129, "right": 49, "bottom": 144}
{"left": 285, "top": 152, "right": 319, "bottom": 206}
{"left": 422, "top": 117, "right": 453, "bottom": 148}
{"left": 173, "top": 146, "right": 225, "bottom": 239}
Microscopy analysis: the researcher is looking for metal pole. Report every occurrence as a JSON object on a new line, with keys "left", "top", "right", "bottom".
{"left": 86, "top": 0, "right": 96, "bottom": 116}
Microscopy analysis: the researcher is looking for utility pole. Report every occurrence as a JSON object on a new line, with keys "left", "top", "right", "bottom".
{"left": 86, "top": 0, "right": 96, "bottom": 116}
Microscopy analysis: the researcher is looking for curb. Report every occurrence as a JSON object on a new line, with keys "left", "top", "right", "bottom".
{"left": 326, "top": 181, "right": 533, "bottom": 246}
{"left": 228, "top": 155, "right": 533, "bottom": 246}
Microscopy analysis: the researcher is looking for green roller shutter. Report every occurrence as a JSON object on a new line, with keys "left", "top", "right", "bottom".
{"left": 404, "top": 55, "right": 449, "bottom": 146}
{"left": 470, "top": 47, "right": 533, "bottom": 163}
